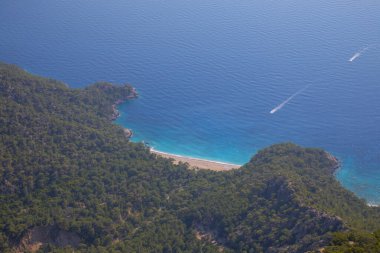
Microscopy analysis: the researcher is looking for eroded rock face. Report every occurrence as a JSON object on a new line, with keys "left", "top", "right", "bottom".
{"left": 16, "top": 225, "right": 80, "bottom": 252}
{"left": 110, "top": 87, "right": 138, "bottom": 121}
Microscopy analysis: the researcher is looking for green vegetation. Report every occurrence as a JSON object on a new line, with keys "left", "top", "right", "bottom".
{"left": 0, "top": 62, "right": 379, "bottom": 252}
{"left": 325, "top": 230, "right": 380, "bottom": 253}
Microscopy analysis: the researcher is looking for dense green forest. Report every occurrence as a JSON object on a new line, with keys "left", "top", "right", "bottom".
{"left": 0, "top": 62, "right": 379, "bottom": 252}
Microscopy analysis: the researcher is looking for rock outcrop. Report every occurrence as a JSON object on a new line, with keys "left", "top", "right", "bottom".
{"left": 110, "top": 88, "right": 138, "bottom": 121}
{"left": 16, "top": 225, "right": 80, "bottom": 252}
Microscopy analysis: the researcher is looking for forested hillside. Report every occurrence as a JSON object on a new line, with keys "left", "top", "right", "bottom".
{"left": 0, "top": 63, "right": 379, "bottom": 252}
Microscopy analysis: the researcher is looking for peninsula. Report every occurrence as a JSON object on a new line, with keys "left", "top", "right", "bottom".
{"left": 1, "top": 63, "right": 379, "bottom": 253}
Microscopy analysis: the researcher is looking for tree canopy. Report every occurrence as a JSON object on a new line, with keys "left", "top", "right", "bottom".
{"left": 0, "top": 62, "right": 379, "bottom": 252}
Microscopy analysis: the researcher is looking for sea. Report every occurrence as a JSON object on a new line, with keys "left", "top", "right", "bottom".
{"left": 1, "top": 0, "right": 379, "bottom": 204}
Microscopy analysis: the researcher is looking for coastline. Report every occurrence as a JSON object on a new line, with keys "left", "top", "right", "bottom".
{"left": 112, "top": 91, "right": 379, "bottom": 204}
{"left": 112, "top": 96, "right": 241, "bottom": 171}
{"left": 111, "top": 87, "right": 138, "bottom": 138}
{"left": 150, "top": 148, "right": 241, "bottom": 171}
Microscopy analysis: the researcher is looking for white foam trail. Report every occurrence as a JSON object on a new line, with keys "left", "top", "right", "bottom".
{"left": 270, "top": 84, "right": 311, "bottom": 114}
{"left": 349, "top": 46, "right": 369, "bottom": 62}
{"left": 349, "top": 53, "right": 360, "bottom": 62}
{"left": 367, "top": 202, "right": 379, "bottom": 207}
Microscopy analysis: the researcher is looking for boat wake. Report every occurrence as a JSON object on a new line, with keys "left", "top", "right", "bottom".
{"left": 270, "top": 84, "right": 312, "bottom": 114}
{"left": 349, "top": 46, "right": 369, "bottom": 62}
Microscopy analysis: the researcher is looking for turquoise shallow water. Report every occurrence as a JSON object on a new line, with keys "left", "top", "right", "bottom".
{"left": 1, "top": 0, "right": 380, "bottom": 204}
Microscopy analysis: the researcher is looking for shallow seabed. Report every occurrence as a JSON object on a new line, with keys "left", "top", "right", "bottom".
{"left": 1, "top": 0, "right": 379, "bottom": 203}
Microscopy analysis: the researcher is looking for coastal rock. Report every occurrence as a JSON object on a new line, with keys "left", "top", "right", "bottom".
{"left": 110, "top": 88, "right": 137, "bottom": 138}
{"left": 123, "top": 128, "right": 133, "bottom": 138}
{"left": 324, "top": 151, "right": 341, "bottom": 174}
{"left": 110, "top": 87, "right": 138, "bottom": 121}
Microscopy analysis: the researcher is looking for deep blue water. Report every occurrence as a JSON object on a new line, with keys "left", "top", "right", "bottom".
{"left": 1, "top": 0, "right": 379, "bottom": 204}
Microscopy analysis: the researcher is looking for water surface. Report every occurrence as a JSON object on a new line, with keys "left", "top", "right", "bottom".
{"left": 1, "top": 0, "right": 379, "bottom": 204}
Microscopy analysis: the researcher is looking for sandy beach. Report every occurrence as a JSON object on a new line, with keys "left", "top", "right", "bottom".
{"left": 150, "top": 148, "right": 241, "bottom": 171}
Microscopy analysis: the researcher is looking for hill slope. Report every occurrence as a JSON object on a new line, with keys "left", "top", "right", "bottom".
{"left": 0, "top": 63, "right": 379, "bottom": 252}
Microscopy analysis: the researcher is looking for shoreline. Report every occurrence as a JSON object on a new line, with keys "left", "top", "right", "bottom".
{"left": 150, "top": 148, "right": 242, "bottom": 171}
{"left": 111, "top": 93, "right": 380, "bottom": 205}
{"left": 111, "top": 87, "right": 138, "bottom": 138}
